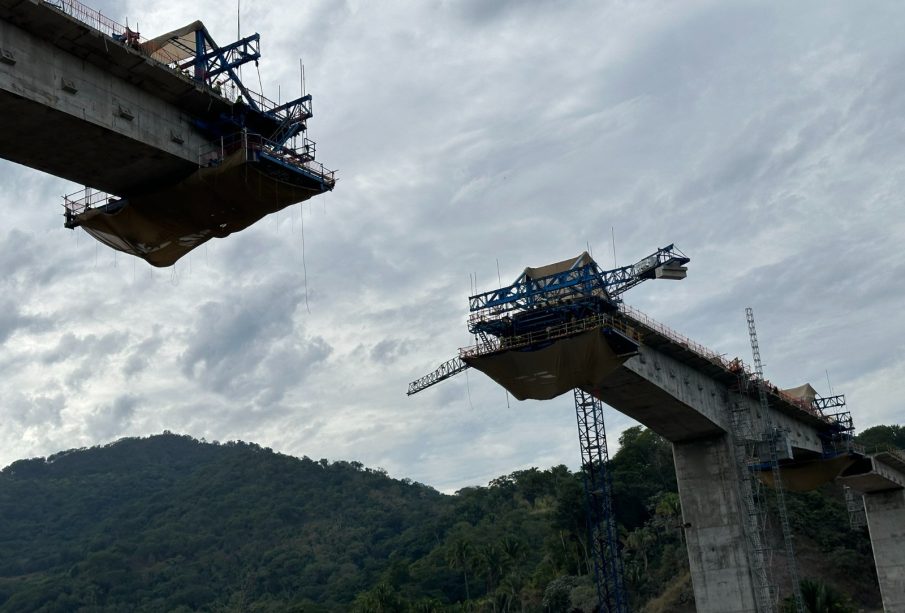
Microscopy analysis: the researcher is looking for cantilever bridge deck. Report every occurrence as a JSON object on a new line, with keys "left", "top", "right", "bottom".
{"left": 459, "top": 302, "right": 846, "bottom": 438}
{"left": 0, "top": 0, "right": 334, "bottom": 195}
{"left": 611, "top": 305, "right": 844, "bottom": 433}
{"left": 0, "top": 0, "right": 335, "bottom": 266}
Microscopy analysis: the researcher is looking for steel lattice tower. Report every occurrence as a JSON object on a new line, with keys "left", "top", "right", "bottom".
{"left": 574, "top": 388, "right": 628, "bottom": 613}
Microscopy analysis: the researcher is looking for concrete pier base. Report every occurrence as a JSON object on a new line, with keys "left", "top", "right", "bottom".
{"left": 864, "top": 489, "right": 905, "bottom": 612}
{"left": 674, "top": 436, "right": 758, "bottom": 613}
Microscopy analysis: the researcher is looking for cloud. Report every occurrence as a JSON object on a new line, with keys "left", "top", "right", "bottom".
{"left": 180, "top": 275, "right": 332, "bottom": 404}
{"left": 0, "top": 0, "right": 903, "bottom": 491}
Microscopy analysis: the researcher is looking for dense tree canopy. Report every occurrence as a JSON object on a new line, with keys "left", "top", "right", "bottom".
{"left": 856, "top": 424, "right": 905, "bottom": 451}
{"left": 0, "top": 426, "right": 889, "bottom": 612}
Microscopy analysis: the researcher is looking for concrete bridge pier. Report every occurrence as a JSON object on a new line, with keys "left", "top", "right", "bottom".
{"left": 864, "top": 489, "right": 905, "bottom": 612}
{"left": 673, "top": 436, "right": 759, "bottom": 613}
{"left": 837, "top": 450, "right": 905, "bottom": 612}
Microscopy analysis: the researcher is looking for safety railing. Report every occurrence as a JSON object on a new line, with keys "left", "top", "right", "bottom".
{"left": 42, "top": 0, "right": 297, "bottom": 117}
{"left": 62, "top": 187, "right": 114, "bottom": 217}
{"left": 45, "top": 0, "right": 190, "bottom": 64}
{"left": 44, "top": 0, "right": 132, "bottom": 40}
{"left": 459, "top": 313, "right": 639, "bottom": 359}
{"left": 866, "top": 444, "right": 905, "bottom": 463}
{"left": 617, "top": 304, "right": 831, "bottom": 422}
{"left": 197, "top": 131, "right": 335, "bottom": 186}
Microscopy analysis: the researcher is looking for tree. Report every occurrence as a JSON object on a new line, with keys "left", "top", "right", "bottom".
{"left": 446, "top": 537, "right": 473, "bottom": 601}
{"left": 783, "top": 578, "right": 856, "bottom": 613}
{"left": 856, "top": 425, "right": 905, "bottom": 451}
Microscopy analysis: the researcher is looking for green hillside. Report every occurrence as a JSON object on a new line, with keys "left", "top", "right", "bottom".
{"left": 0, "top": 427, "right": 890, "bottom": 612}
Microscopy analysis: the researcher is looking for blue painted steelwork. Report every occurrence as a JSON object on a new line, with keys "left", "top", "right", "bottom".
{"left": 158, "top": 24, "right": 312, "bottom": 146}
{"left": 468, "top": 245, "right": 688, "bottom": 340}
{"left": 468, "top": 244, "right": 687, "bottom": 314}
{"left": 811, "top": 395, "right": 856, "bottom": 456}
{"left": 409, "top": 245, "right": 689, "bottom": 612}
{"left": 575, "top": 388, "right": 629, "bottom": 613}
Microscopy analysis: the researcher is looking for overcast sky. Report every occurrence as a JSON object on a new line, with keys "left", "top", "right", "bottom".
{"left": 1, "top": 0, "right": 903, "bottom": 492}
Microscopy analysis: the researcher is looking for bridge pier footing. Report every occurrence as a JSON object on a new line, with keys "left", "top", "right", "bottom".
{"left": 865, "top": 489, "right": 905, "bottom": 612}
{"left": 674, "top": 435, "right": 758, "bottom": 613}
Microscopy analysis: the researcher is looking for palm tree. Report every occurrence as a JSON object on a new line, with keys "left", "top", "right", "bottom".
{"left": 789, "top": 579, "right": 856, "bottom": 613}
{"left": 623, "top": 527, "right": 656, "bottom": 572}
{"left": 446, "top": 538, "right": 473, "bottom": 601}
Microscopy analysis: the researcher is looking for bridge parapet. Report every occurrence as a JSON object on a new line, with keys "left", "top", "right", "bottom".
{"left": 615, "top": 305, "right": 853, "bottom": 443}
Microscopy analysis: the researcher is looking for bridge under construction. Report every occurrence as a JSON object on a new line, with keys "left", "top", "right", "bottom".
{"left": 0, "top": 0, "right": 334, "bottom": 266}
{"left": 2, "top": 1, "right": 902, "bottom": 611}
{"left": 409, "top": 245, "right": 905, "bottom": 613}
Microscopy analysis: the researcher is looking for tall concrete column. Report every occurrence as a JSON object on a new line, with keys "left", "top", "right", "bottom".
{"left": 674, "top": 435, "right": 758, "bottom": 613}
{"left": 864, "top": 489, "right": 905, "bottom": 612}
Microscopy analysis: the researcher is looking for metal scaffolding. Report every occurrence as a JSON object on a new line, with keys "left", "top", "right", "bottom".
{"left": 746, "top": 308, "right": 804, "bottom": 613}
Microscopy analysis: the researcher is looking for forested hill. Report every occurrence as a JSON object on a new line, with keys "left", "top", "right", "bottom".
{"left": 0, "top": 428, "right": 896, "bottom": 612}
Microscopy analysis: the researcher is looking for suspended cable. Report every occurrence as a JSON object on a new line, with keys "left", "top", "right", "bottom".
{"left": 299, "top": 203, "right": 311, "bottom": 314}
{"left": 256, "top": 61, "right": 264, "bottom": 99}
{"left": 464, "top": 368, "right": 475, "bottom": 411}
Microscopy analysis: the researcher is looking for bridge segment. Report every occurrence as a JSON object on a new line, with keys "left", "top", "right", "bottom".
{"left": 0, "top": 0, "right": 335, "bottom": 266}
{"left": 587, "top": 307, "right": 834, "bottom": 613}
{"left": 839, "top": 450, "right": 905, "bottom": 612}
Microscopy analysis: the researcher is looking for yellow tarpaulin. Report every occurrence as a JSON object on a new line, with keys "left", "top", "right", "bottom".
{"left": 462, "top": 328, "right": 628, "bottom": 401}
{"left": 781, "top": 383, "right": 818, "bottom": 403}
{"left": 757, "top": 454, "right": 857, "bottom": 492}
{"left": 76, "top": 151, "right": 324, "bottom": 267}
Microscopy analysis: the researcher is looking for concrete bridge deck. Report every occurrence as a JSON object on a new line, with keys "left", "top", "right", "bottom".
{"left": 586, "top": 305, "right": 903, "bottom": 612}
{"left": 0, "top": 0, "right": 290, "bottom": 195}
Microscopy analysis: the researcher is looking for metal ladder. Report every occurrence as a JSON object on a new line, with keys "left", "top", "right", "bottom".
{"left": 729, "top": 374, "right": 775, "bottom": 612}
{"left": 747, "top": 308, "right": 804, "bottom": 613}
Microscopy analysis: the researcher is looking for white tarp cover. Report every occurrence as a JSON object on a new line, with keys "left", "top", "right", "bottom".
{"left": 782, "top": 383, "right": 818, "bottom": 403}
{"left": 462, "top": 328, "right": 628, "bottom": 401}
{"left": 141, "top": 20, "right": 206, "bottom": 64}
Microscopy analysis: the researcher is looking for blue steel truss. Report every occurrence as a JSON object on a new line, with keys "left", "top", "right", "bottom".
{"left": 810, "top": 395, "right": 856, "bottom": 455}
{"left": 408, "top": 244, "right": 690, "bottom": 612}
{"left": 468, "top": 244, "right": 688, "bottom": 339}
{"left": 191, "top": 31, "right": 261, "bottom": 96}
{"left": 468, "top": 244, "right": 688, "bottom": 314}
{"left": 812, "top": 394, "right": 847, "bottom": 412}
{"left": 167, "top": 25, "right": 313, "bottom": 146}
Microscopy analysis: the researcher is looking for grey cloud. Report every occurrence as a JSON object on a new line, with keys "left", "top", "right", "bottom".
{"left": 369, "top": 338, "right": 412, "bottom": 364}
{"left": 1, "top": 0, "right": 904, "bottom": 488}
{"left": 453, "top": 0, "right": 571, "bottom": 25}
{"left": 181, "top": 276, "right": 331, "bottom": 402}
{"left": 42, "top": 331, "right": 130, "bottom": 365}
{"left": 85, "top": 394, "right": 139, "bottom": 440}
{"left": 122, "top": 328, "right": 165, "bottom": 377}
{"left": 0, "top": 298, "right": 46, "bottom": 343}
{"left": 7, "top": 392, "right": 66, "bottom": 428}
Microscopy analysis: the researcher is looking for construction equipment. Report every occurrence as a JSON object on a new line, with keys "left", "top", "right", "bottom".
{"left": 407, "top": 245, "right": 689, "bottom": 396}
{"left": 0, "top": 0, "right": 334, "bottom": 266}
{"left": 407, "top": 244, "right": 690, "bottom": 612}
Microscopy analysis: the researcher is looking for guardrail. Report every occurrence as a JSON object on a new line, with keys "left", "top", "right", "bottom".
{"left": 44, "top": 0, "right": 132, "bottom": 41}
{"left": 197, "top": 131, "right": 335, "bottom": 186}
{"left": 617, "top": 304, "right": 833, "bottom": 423}
{"left": 62, "top": 187, "right": 115, "bottom": 217}
{"left": 459, "top": 313, "right": 639, "bottom": 359}
{"left": 43, "top": 0, "right": 301, "bottom": 120}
